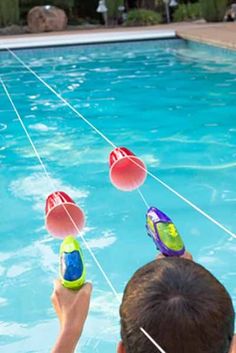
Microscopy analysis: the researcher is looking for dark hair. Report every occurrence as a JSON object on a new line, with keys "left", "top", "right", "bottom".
{"left": 120, "top": 258, "right": 234, "bottom": 353}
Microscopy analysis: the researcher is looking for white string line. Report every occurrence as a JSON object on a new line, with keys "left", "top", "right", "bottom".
{"left": 7, "top": 48, "right": 236, "bottom": 240}
{"left": 8, "top": 49, "right": 116, "bottom": 149}
{"left": 137, "top": 188, "right": 149, "bottom": 208}
{"left": 1, "top": 77, "right": 163, "bottom": 353}
{"left": 0, "top": 79, "right": 51, "bottom": 181}
{"left": 140, "top": 328, "right": 167, "bottom": 353}
{"left": 0, "top": 77, "right": 119, "bottom": 301}
{"left": 145, "top": 170, "right": 236, "bottom": 239}
{"left": 8, "top": 48, "right": 150, "bottom": 210}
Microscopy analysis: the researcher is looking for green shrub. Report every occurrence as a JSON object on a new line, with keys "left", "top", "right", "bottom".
{"left": 173, "top": 3, "right": 202, "bottom": 22}
{"left": 106, "top": 0, "right": 123, "bottom": 18}
{"left": 125, "top": 9, "right": 162, "bottom": 26}
{"left": 0, "top": 0, "right": 20, "bottom": 27}
{"left": 200, "top": 0, "right": 228, "bottom": 22}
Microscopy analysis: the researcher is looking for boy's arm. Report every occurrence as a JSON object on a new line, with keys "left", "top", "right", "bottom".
{"left": 51, "top": 329, "right": 81, "bottom": 353}
{"left": 50, "top": 281, "right": 92, "bottom": 353}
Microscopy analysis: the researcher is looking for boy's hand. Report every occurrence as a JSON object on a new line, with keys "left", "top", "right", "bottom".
{"left": 51, "top": 280, "right": 92, "bottom": 339}
{"left": 156, "top": 251, "right": 193, "bottom": 261}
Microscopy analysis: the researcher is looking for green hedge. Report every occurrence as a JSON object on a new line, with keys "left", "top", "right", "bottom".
{"left": 173, "top": 3, "right": 202, "bottom": 22}
{"left": 0, "top": 0, "right": 19, "bottom": 27}
{"left": 125, "top": 9, "right": 162, "bottom": 26}
{"left": 199, "top": 0, "right": 228, "bottom": 22}
{"left": 107, "top": 0, "right": 123, "bottom": 18}
{"left": 1, "top": 0, "right": 229, "bottom": 28}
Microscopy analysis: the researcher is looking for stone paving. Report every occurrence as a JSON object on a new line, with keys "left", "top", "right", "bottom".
{"left": 177, "top": 22, "right": 236, "bottom": 50}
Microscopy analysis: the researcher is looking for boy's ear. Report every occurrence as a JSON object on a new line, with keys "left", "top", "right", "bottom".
{"left": 229, "top": 335, "right": 236, "bottom": 353}
{"left": 117, "top": 341, "right": 126, "bottom": 353}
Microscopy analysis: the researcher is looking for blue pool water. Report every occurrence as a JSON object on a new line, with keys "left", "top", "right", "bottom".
{"left": 0, "top": 39, "right": 236, "bottom": 353}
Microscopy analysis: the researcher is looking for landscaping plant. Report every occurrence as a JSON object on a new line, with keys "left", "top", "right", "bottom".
{"left": 200, "top": 0, "right": 228, "bottom": 22}
{"left": 0, "top": 0, "right": 20, "bottom": 27}
{"left": 125, "top": 8, "right": 162, "bottom": 25}
{"left": 173, "top": 2, "right": 202, "bottom": 22}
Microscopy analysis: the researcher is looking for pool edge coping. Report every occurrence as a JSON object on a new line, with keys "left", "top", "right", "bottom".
{"left": 0, "top": 29, "right": 176, "bottom": 51}
{"left": 176, "top": 32, "right": 236, "bottom": 52}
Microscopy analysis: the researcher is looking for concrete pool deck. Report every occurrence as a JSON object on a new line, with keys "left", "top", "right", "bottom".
{"left": 0, "top": 22, "right": 236, "bottom": 50}
{"left": 177, "top": 22, "right": 236, "bottom": 50}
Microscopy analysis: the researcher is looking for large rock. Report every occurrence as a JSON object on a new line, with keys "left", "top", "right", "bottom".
{"left": 27, "top": 6, "right": 68, "bottom": 33}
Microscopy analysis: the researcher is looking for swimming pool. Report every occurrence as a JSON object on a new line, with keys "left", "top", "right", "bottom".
{"left": 0, "top": 38, "right": 236, "bottom": 353}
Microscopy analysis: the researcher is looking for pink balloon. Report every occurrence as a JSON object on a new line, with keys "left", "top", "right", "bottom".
{"left": 109, "top": 147, "right": 147, "bottom": 191}
{"left": 45, "top": 191, "right": 85, "bottom": 239}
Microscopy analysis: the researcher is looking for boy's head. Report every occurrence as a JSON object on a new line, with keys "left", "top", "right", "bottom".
{"left": 119, "top": 258, "right": 235, "bottom": 353}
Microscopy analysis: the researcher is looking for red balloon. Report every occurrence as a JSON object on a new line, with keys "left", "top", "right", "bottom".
{"left": 109, "top": 147, "right": 147, "bottom": 191}
{"left": 45, "top": 191, "right": 85, "bottom": 239}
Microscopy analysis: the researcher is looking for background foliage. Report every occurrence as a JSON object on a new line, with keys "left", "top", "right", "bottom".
{"left": 200, "top": 0, "right": 228, "bottom": 22}
{"left": 125, "top": 8, "right": 162, "bottom": 25}
{"left": 173, "top": 2, "right": 202, "bottom": 21}
{"left": 0, "top": 0, "right": 19, "bottom": 27}
{"left": 0, "top": 0, "right": 232, "bottom": 27}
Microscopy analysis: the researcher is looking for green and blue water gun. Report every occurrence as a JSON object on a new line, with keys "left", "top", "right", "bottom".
{"left": 59, "top": 235, "right": 86, "bottom": 289}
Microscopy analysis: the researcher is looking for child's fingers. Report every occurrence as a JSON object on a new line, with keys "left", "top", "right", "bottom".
{"left": 51, "top": 280, "right": 62, "bottom": 305}
{"left": 75, "top": 283, "right": 93, "bottom": 305}
{"left": 82, "top": 282, "right": 93, "bottom": 295}
{"left": 156, "top": 251, "right": 193, "bottom": 261}
{"left": 53, "top": 279, "right": 62, "bottom": 292}
{"left": 181, "top": 251, "right": 193, "bottom": 261}
{"left": 156, "top": 253, "right": 165, "bottom": 260}
{"left": 51, "top": 289, "right": 63, "bottom": 322}
{"left": 72, "top": 283, "right": 93, "bottom": 330}
{"left": 53, "top": 279, "right": 70, "bottom": 298}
